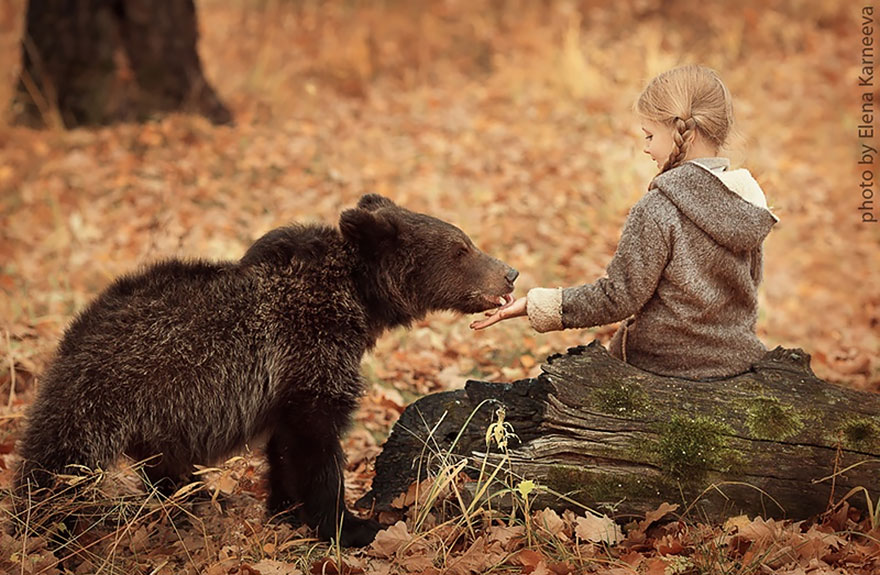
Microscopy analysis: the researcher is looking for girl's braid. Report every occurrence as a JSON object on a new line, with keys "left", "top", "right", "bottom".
{"left": 660, "top": 116, "right": 697, "bottom": 173}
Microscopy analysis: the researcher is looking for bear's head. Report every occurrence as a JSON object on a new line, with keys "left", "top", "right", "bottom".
{"left": 340, "top": 194, "right": 518, "bottom": 325}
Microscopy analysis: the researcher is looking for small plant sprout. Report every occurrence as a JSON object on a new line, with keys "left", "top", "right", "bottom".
{"left": 517, "top": 479, "right": 538, "bottom": 545}
{"left": 467, "top": 404, "right": 519, "bottom": 520}
{"left": 485, "top": 405, "right": 517, "bottom": 450}
{"left": 516, "top": 479, "right": 537, "bottom": 499}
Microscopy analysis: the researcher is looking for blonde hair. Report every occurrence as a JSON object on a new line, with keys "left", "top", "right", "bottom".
{"left": 636, "top": 65, "right": 734, "bottom": 174}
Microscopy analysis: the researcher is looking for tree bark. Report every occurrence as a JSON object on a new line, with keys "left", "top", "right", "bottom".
{"left": 359, "top": 342, "right": 880, "bottom": 522}
{"left": 12, "top": 0, "right": 231, "bottom": 128}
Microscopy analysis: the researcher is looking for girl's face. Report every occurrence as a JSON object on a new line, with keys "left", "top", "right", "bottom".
{"left": 641, "top": 119, "right": 675, "bottom": 169}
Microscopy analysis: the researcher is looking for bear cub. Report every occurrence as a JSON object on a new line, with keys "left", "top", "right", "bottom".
{"left": 16, "top": 194, "right": 517, "bottom": 547}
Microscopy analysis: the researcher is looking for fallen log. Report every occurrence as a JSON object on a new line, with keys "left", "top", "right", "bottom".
{"left": 358, "top": 341, "right": 880, "bottom": 522}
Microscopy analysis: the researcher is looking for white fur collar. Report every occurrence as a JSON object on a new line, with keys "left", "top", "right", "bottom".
{"left": 689, "top": 158, "right": 778, "bottom": 221}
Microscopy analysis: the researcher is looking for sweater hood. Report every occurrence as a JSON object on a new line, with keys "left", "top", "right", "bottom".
{"left": 649, "top": 157, "right": 778, "bottom": 252}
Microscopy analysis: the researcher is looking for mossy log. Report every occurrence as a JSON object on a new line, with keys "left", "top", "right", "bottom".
{"left": 358, "top": 341, "right": 880, "bottom": 522}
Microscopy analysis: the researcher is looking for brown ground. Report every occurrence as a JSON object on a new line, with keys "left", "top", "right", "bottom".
{"left": 0, "top": 1, "right": 877, "bottom": 573}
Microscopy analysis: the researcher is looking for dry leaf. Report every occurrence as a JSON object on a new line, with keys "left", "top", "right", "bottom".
{"left": 486, "top": 523, "right": 526, "bottom": 550}
{"left": 637, "top": 502, "right": 679, "bottom": 534}
{"left": 398, "top": 551, "right": 438, "bottom": 574}
{"left": 642, "top": 557, "right": 670, "bottom": 575}
{"left": 309, "top": 557, "right": 364, "bottom": 575}
{"left": 534, "top": 508, "right": 568, "bottom": 540}
{"left": 528, "top": 562, "right": 553, "bottom": 575}
{"left": 370, "top": 521, "right": 412, "bottom": 557}
{"left": 798, "top": 525, "right": 847, "bottom": 561}
{"left": 734, "top": 516, "right": 787, "bottom": 544}
{"left": 654, "top": 534, "right": 685, "bottom": 556}
{"left": 444, "top": 536, "right": 496, "bottom": 575}
{"left": 252, "top": 559, "right": 303, "bottom": 575}
{"left": 575, "top": 513, "right": 624, "bottom": 545}
{"left": 514, "top": 548, "right": 553, "bottom": 574}
{"left": 391, "top": 476, "right": 442, "bottom": 509}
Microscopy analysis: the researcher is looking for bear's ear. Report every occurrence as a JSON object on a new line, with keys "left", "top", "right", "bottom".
{"left": 357, "top": 194, "right": 396, "bottom": 212}
{"left": 339, "top": 208, "right": 399, "bottom": 249}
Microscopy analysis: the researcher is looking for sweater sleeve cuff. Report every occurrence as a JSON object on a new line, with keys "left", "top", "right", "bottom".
{"left": 526, "top": 287, "right": 564, "bottom": 333}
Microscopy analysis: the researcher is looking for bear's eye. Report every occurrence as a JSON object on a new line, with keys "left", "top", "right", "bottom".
{"left": 456, "top": 244, "right": 470, "bottom": 257}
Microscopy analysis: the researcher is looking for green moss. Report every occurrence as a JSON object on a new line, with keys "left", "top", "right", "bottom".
{"left": 592, "top": 380, "right": 648, "bottom": 416}
{"left": 732, "top": 377, "right": 767, "bottom": 394}
{"left": 840, "top": 417, "right": 880, "bottom": 449}
{"left": 546, "top": 466, "right": 662, "bottom": 505}
{"left": 744, "top": 396, "right": 804, "bottom": 441}
{"left": 652, "top": 415, "right": 735, "bottom": 482}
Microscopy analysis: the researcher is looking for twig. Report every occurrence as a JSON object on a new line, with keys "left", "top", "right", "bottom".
{"left": 828, "top": 432, "right": 843, "bottom": 511}
{"left": 6, "top": 329, "right": 16, "bottom": 408}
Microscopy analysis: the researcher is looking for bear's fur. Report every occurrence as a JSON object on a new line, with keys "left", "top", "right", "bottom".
{"left": 16, "top": 194, "right": 517, "bottom": 547}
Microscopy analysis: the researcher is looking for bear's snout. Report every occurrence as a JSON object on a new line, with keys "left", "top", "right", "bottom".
{"left": 456, "top": 256, "right": 518, "bottom": 313}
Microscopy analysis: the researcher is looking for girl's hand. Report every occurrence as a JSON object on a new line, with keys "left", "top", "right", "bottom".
{"left": 470, "top": 297, "right": 527, "bottom": 330}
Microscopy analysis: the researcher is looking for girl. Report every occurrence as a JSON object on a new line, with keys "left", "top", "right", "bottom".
{"left": 471, "top": 65, "right": 778, "bottom": 380}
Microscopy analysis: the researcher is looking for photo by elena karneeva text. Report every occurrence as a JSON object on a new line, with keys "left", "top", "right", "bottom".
{"left": 858, "top": 5, "right": 876, "bottom": 224}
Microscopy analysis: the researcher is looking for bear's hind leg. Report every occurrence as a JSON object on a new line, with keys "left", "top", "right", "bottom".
{"left": 137, "top": 454, "right": 196, "bottom": 498}
{"left": 266, "top": 414, "right": 380, "bottom": 547}
{"left": 17, "top": 413, "right": 124, "bottom": 494}
{"left": 13, "top": 413, "right": 126, "bottom": 539}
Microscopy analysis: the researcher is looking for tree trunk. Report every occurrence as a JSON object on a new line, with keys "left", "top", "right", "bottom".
{"left": 12, "top": 0, "right": 231, "bottom": 128}
{"left": 359, "top": 342, "right": 880, "bottom": 522}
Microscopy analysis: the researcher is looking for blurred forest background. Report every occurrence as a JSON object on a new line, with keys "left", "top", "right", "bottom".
{"left": 0, "top": 0, "right": 878, "bottom": 573}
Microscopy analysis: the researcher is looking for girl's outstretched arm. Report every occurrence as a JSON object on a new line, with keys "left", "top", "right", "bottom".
{"left": 544, "top": 198, "right": 670, "bottom": 331}
{"left": 474, "top": 195, "right": 671, "bottom": 333}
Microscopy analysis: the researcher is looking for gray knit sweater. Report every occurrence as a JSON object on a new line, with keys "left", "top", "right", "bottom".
{"left": 527, "top": 158, "right": 778, "bottom": 380}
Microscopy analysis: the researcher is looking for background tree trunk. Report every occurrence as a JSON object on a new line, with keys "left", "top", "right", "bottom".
{"left": 359, "top": 342, "right": 880, "bottom": 522}
{"left": 12, "top": 0, "right": 231, "bottom": 128}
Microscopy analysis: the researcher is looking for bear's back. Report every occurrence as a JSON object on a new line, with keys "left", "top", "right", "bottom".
{"left": 240, "top": 224, "right": 341, "bottom": 270}
{"left": 58, "top": 259, "right": 246, "bottom": 356}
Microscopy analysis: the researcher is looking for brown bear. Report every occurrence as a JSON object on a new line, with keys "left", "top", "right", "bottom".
{"left": 15, "top": 194, "right": 517, "bottom": 547}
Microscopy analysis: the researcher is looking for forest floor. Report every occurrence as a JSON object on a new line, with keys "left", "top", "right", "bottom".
{"left": 0, "top": 0, "right": 878, "bottom": 573}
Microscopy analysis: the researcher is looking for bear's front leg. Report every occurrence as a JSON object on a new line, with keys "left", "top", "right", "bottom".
{"left": 266, "top": 409, "right": 380, "bottom": 547}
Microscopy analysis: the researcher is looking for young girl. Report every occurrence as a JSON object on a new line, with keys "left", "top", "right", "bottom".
{"left": 471, "top": 65, "right": 778, "bottom": 380}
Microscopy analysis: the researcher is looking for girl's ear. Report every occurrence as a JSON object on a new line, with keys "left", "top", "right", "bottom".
{"left": 339, "top": 208, "right": 399, "bottom": 250}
